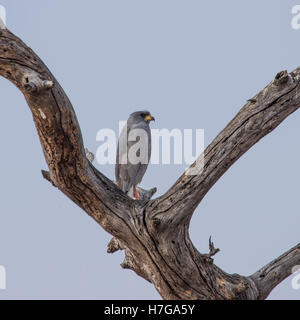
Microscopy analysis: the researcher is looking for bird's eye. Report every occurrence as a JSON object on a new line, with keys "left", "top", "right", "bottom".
{"left": 141, "top": 113, "right": 146, "bottom": 118}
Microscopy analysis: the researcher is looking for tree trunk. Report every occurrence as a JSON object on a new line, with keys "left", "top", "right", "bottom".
{"left": 0, "top": 24, "right": 299, "bottom": 300}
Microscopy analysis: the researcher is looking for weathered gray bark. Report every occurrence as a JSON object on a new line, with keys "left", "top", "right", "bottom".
{"left": 0, "top": 25, "right": 299, "bottom": 300}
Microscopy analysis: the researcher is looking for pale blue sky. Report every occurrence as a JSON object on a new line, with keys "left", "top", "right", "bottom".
{"left": 0, "top": 1, "right": 299, "bottom": 299}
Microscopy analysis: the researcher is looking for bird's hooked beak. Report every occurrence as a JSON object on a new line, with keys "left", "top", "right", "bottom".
{"left": 144, "top": 114, "right": 155, "bottom": 122}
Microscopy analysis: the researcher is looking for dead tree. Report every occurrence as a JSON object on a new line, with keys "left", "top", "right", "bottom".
{"left": 0, "top": 24, "right": 299, "bottom": 300}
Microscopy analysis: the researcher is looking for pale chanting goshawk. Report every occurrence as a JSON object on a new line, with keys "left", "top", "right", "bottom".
{"left": 115, "top": 111, "right": 155, "bottom": 199}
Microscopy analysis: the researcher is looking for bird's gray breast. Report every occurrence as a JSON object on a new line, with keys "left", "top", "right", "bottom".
{"left": 115, "top": 119, "right": 151, "bottom": 192}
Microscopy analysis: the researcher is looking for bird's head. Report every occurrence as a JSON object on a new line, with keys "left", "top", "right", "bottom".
{"left": 130, "top": 110, "right": 155, "bottom": 124}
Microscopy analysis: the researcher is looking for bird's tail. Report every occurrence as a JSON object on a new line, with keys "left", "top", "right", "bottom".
{"left": 116, "top": 179, "right": 130, "bottom": 194}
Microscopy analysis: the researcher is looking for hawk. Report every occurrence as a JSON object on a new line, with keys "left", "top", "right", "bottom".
{"left": 116, "top": 111, "right": 155, "bottom": 199}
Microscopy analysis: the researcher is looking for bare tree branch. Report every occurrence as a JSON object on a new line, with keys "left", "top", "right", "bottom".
{"left": 1, "top": 26, "right": 299, "bottom": 300}
{"left": 149, "top": 70, "right": 300, "bottom": 226}
{"left": 0, "top": 27, "right": 174, "bottom": 299}
{"left": 250, "top": 243, "right": 300, "bottom": 300}
{"left": 0, "top": 28, "right": 135, "bottom": 240}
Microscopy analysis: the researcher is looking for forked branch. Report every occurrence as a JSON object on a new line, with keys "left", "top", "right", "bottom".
{"left": 0, "top": 24, "right": 299, "bottom": 300}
